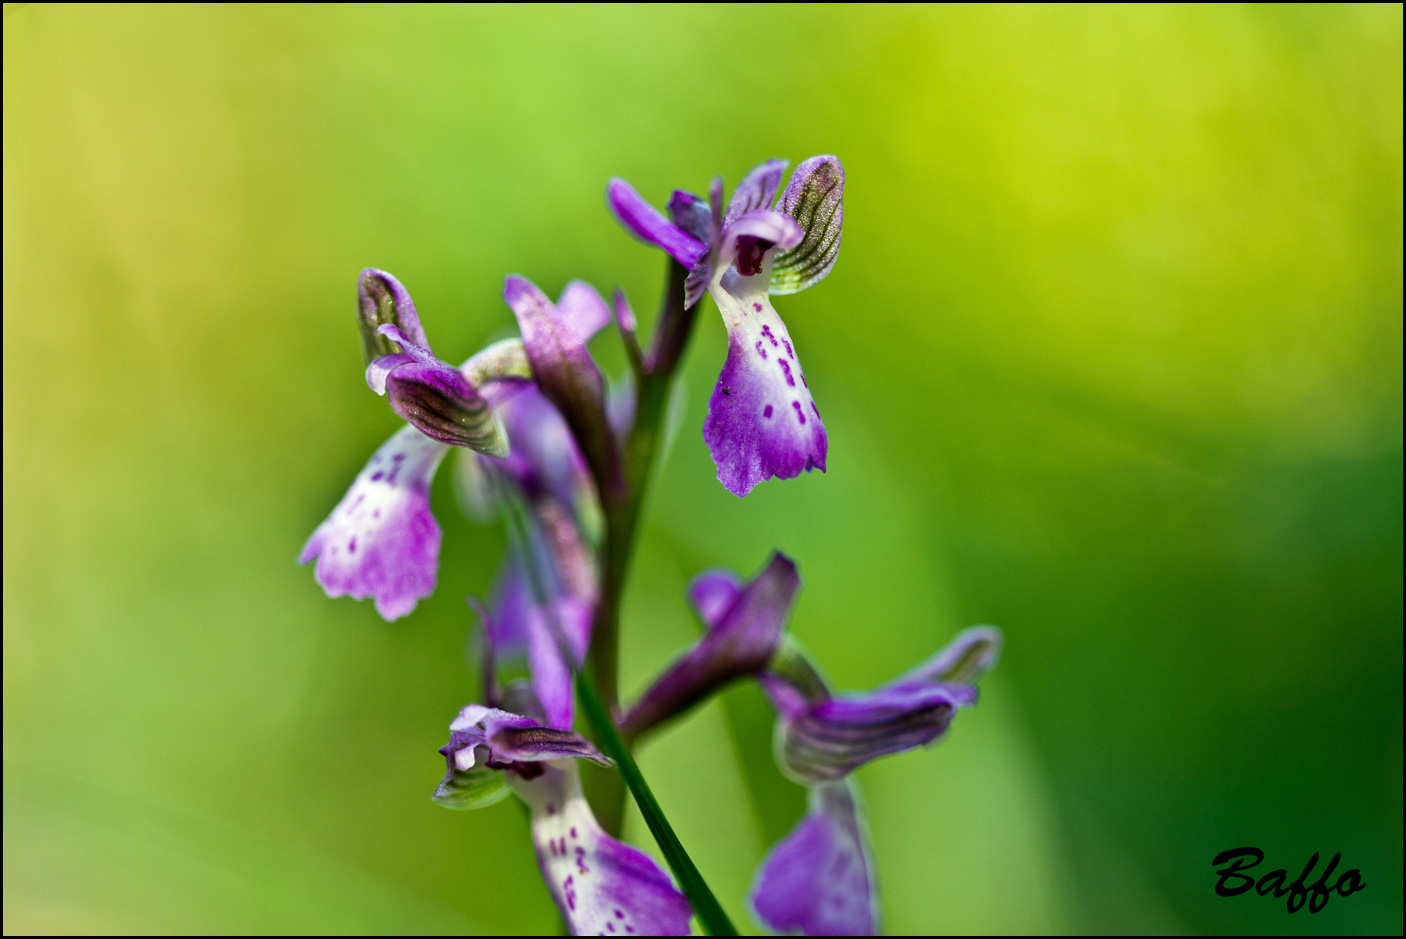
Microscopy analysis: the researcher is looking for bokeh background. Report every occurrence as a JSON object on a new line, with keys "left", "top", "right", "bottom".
{"left": 4, "top": 4, "right": 1401, "bottom": 935}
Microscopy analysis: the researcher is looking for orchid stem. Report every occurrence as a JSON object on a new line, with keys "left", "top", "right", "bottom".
{"left": 576, "top": 669, "right": 737, "bottom": 936}
{"left": 585, "top": 257, "right": 695, "bottom": 838}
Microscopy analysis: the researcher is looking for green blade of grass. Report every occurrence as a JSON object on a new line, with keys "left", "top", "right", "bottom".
{"left": 575, "top": 673, "right": 738, "bottom": 936}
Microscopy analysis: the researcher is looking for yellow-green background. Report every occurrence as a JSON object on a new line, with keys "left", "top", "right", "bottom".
{"left": 4, "top": 4, "right": 1401, "bottom": 935}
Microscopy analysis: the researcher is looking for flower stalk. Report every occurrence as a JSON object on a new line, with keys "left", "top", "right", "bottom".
{"left": 585, "top": 255, "right": 694, "bottom": 837}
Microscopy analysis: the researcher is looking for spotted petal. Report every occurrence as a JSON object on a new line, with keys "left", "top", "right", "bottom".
{"left": 513, "top": 761, "right": 692, "bottom": 936}
{"left": 299, "top": 424, "right": 449, "bottom": 621}
{"left": 703, "top": 275, "right": 827, "bottom": 497}
{"left": 749, "top": 779, "right": 878, "bottom": 936}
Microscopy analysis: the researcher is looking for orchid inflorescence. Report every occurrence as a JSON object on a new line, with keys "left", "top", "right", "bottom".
{"left": 301, "top": 156, "right": 1003, "bottom": 936}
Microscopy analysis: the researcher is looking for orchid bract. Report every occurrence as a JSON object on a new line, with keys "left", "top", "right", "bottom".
{"left": 301, "top": 156, "right": 1004, "bottom": 936}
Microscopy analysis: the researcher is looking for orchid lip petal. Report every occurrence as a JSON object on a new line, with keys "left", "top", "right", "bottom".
{"left": 749, "top": 778, "right": 878, "bottom": 936}
{"left": 703, "top": 289, "right": 827, "bottom": 497}
{"left": 514, "top": 762, "right": 693, "bottom": 936}
{"left": 299, "top": 424, "right": 448, "bottom": 621}
{"left": 607, "top": 177, "right": 707, "bottom": 269}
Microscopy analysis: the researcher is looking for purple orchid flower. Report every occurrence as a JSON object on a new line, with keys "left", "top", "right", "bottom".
{"left": 608, "top": 157, "right": 844, "bottom": 496}
{"left": 435, "top": 650, "right": 693, "bottom": 935}
{"left": 750, "top": 626, "right": 1002, "bottom": 935}
{"left": 660, "top": 559, "right": 1000, "bottom": 936}
{"left": 301, "top": 269, "right": 607, "bottom": 622}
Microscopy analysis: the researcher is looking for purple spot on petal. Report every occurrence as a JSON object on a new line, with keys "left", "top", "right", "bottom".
{"left": 547, "top": 803, "right": 556, "bottom": 815}
{"left": 782, "top": 338, "right": 793, "bottom": 358}
{"left": 348, "top": 538, "right": 357, "bottom": 553}
{"left": 761, "top": 324, "right": 779, "bottom": 347}
{"left": 793, "top": 401, "right": 807, "bottom": 425}
{"left": 614, "top": 909, "right": 624, "bottom": 919}
{"left": 755, "top": 339, "right": 767, "bottom": 360}
{"left": 753, "top": 302, "right": 763, "bottom": 312}
{"left": 570, "top": 827, "right": 577, "bottom": 839}
{"left": 811, "top": 402, "right": 820, "bottom": 417}
{"left": 763, "top": 404, "right": 773, "bottom": 418}
{"left": 779, "top": 359, "right": 796, "bottom": 387}
{"left": 606, "top": 925, "right": 615, "bottom": 933}
{"left": 370, "top": 472, "right": 384, "bottom": 482}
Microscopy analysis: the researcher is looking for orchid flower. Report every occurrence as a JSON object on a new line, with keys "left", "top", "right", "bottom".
{"left": 608, "top": 157, "right": 844, "bottom": 496}
{"left": 301, "top": 155, "right": 1007, "bottom": 937}
{"left": 750, "top": 626, "right": 1002, "bottom": 935}
{"left": 626, "top": 556, "right": 1000, "bottom": 936}
{"left": 300, "top": 269, "right": 607, "bottom": 621}
{"left": 435, "top": 687, "right": 692, "bottom": 936}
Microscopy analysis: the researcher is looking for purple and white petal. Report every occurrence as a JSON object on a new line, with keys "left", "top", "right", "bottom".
{"left": 770, "top": 156, "right": 845, "bottom": 295}
{"left": 750, "top": 779, "right": 878, "bottom": 937}
{"left": 724, "top": 159, "right": 788, "bottom": 228}
{"left": 358, "top": 268, "right": 430, "bottom": 365}
{"left": 513, "top": 762, "right": 693, "bottom": 936}
{"left": 607, "top": 178, "right": 707, "bottom": 270}
{"left": 619, "top": 553, "right": 800, "bottom": 738}
{"left": 703, "top": 273, "right": 827, "bottom": 497}
{"left": 299, "top": 424, "right": 449, "bottom": 621}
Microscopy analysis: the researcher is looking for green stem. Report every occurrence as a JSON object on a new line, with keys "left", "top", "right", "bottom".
{"left": 585, "top": 258, "right": 694, "bottom": 837}
{"left": 576, "top": 670, "right": 738, "bottom": 936}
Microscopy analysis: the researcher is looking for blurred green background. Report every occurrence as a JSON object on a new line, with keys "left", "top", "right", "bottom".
{"left": 4, "top": 4, "right": 1401, "bottom": 935}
